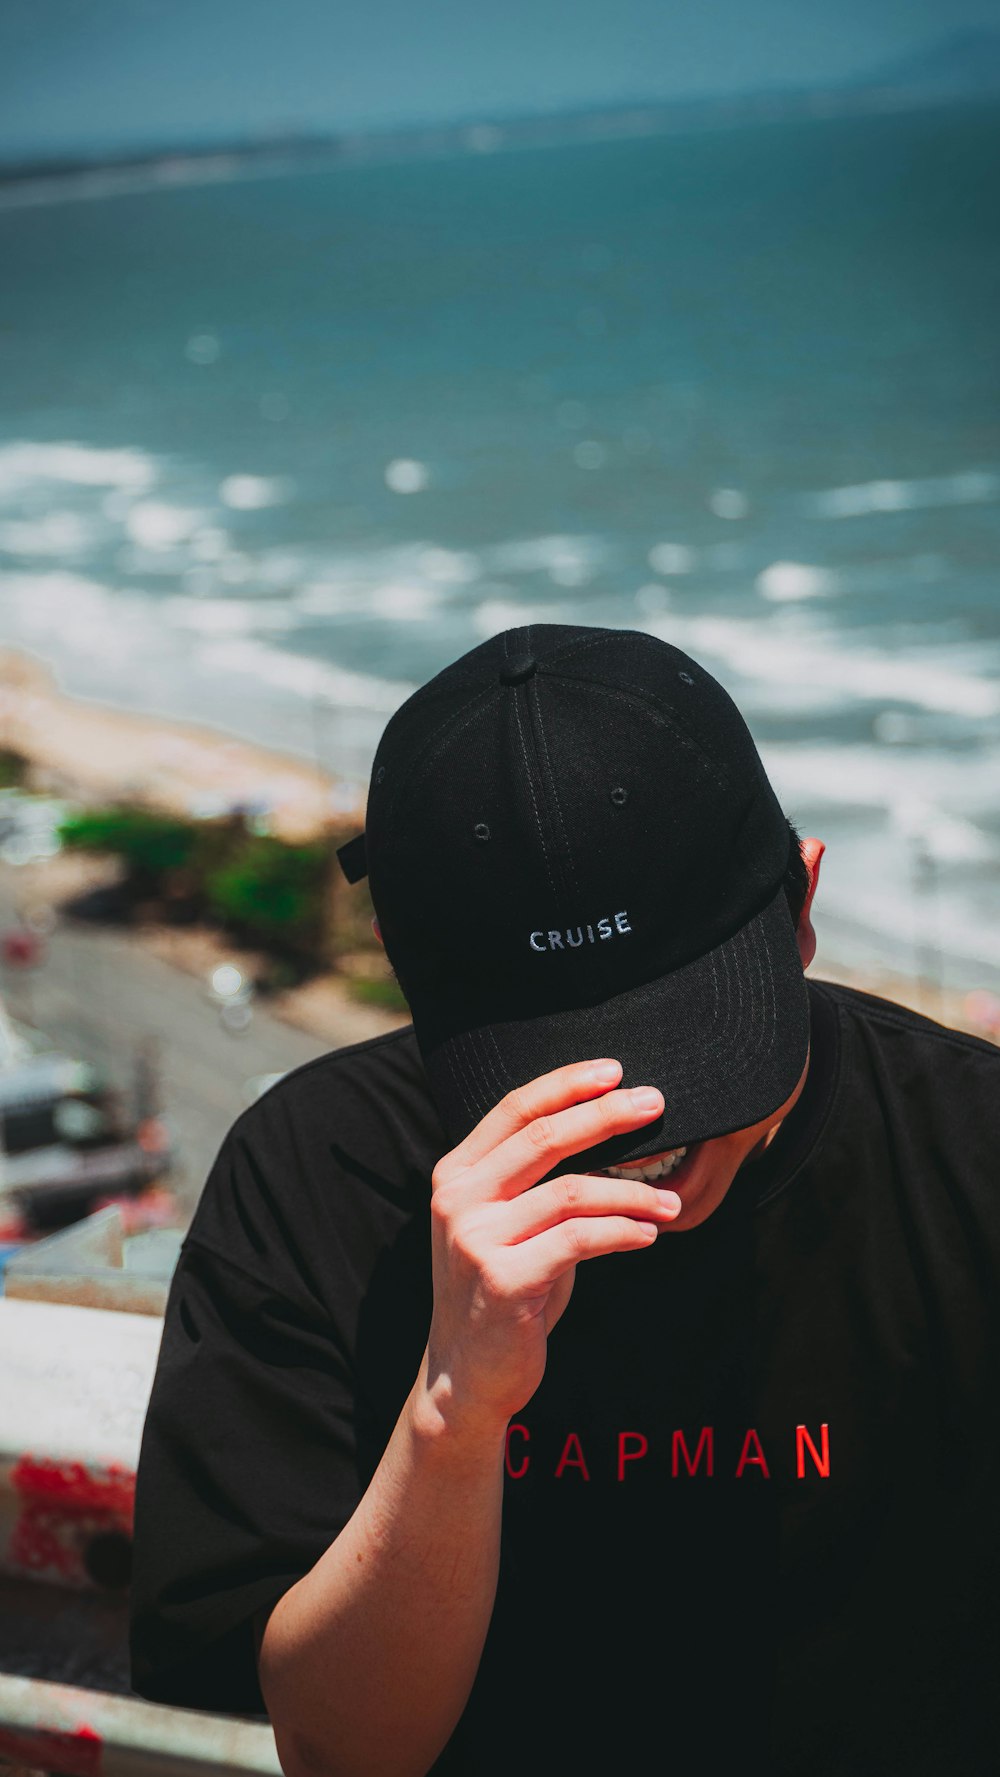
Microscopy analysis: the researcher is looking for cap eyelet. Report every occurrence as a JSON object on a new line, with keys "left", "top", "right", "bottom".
{"left": 678, "top": 671, "right": 694, "bottom": 685}
{"left": 474, "top": 822, "right": 491, "bottom": 842}
{"left": 610, "top": 786, "right": 628, "bottom": 807}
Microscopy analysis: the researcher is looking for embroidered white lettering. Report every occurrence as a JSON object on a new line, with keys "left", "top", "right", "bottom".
{"left": 528, "top": 914, "right": 633, "bottom": 951}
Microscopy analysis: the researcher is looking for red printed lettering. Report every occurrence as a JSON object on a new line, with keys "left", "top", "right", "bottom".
{"left": 671, "top": 1427, "right": 714, "bottom": 1478}
{"left": 616, "top": 1431, "right": 649, "bottom": 1481}
{"left": 554, "top": 1433, "right": 591, "bottom": 1481}
{"left": 735, "top": 1428, "right": 770, "bottom": 1478}
{"left": 796, "top": 1422, "right": 830, "bottom": 1478}
{"left": 505, "top": 1423, "right": 530, "bottom": 1480}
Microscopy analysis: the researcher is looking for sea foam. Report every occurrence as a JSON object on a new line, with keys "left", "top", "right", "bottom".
{"left": 161, "top": 596, "right": 299, "bottom": 635}
{"left": 125, "top": 503, "right": 204, "bottom": 549}
{"left": 471, "top": 599, "right": 566, "bottom": 639}
{"left": 0, "top": 512, "right": 97, "bottom": 555}
{"left": 761, "top": 742, "right": 998, "bottom": 868}
{"left": 219, "top": 475, "right": 291, "bottom": 510}
{"left": 803, "top": 468, "right": 1000, "bottom": 520}
{"left": 756, "top": 561, "right": 836, "bottom": 601}
{"left": 193, "top": 637, "right": 412, "bottom": 710}
{"left": 484, "top": 534, "right": 605, "bottom": 579}
{"left": 640, "top": 614, "right": 1000, "bottom": 719}
{"left": 0, "top": 441, "right": 156, "bottom": 493}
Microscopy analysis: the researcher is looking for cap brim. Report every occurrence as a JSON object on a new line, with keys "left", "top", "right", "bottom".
{"left": 417, "top": 885, "right": 811, "bottom": 1174}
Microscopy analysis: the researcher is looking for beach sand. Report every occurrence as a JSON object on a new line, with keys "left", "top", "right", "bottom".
{"left": 0, "top": 644, "right": 996, "bottom": 1052}
{"left": 0, "top": 646, "right": 363, "bottom": 839}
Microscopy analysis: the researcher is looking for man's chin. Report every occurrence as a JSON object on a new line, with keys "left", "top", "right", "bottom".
{"left": 661, "top": 1155, "right": 739, "bottom": 1232}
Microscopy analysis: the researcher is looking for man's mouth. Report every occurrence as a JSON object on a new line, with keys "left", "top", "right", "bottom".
{"left": 596, "top": 1143, "right": 695, "bottom": 1183}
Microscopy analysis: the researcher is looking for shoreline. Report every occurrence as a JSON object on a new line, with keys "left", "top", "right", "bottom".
{"left": 1, "top": 81, "right": 989, "bottom": 210}
{"left": 0, "top": 645, "right": 996, "bottom": 1051}
{"left": 0, "top": 646, "right": 364, "bottom": 841}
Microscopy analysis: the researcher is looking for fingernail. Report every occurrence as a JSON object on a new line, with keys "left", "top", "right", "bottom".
{"left": 630, "top": 1087, "right": 662, "bottom": 1113}
{"left": 657, "top": 1190, "right": 682, "bottom": 1216}
{"left": 587, "top": 1060, "right": 622, "bottom": 1085}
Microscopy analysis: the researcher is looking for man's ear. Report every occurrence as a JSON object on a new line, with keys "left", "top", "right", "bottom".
{"left": 372, "top": 916, "right": 383, "bottom": 945}
{"left": 795, "top": 837, "right": 825, "bottom": 970}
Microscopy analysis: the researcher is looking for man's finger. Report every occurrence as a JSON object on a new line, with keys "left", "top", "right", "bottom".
{"left": 499, "top": 1172, "right": 681, "bottom": 1241}
{"left": 504, "top": 1215, "right": 662, "bottom": 1292}
{"left": 434, "top": 1058, "right": 623, "bottom": 1183}
{"left": 479, "top": 1085, "right": 664, "bottom": 1202}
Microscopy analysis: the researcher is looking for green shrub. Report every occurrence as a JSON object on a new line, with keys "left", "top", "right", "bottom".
{"left": 204, "top": 835, "right": 330, "bottom": 950}
{"left": 59, "top": 808, "right": 198, "bottom": 879}
{"left": 347, "top": 974, "right": 409, "bottom": 1012}
{"left": 56, "top": 802, "right": 368, "bottom": 972}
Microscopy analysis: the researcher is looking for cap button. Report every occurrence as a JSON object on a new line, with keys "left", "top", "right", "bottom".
{"left": 499, "top": 652, "right": 537, "bottom": 685}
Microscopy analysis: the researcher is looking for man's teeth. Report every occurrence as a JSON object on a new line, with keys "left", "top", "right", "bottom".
{"left": 603, "top": 1149, "right": 687, "bottom": 1182}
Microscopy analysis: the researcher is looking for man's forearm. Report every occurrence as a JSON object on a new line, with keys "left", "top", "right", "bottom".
{"left": 258, "top": 1062, "right": 672, "bottom": 1777}
{"left": 258, "top": 1354, "right": 507, "bottom": 1777}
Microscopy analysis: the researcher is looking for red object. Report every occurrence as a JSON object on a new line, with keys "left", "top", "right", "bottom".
{"left": 92, "top": 1185, "right": 180, "bottom": 1234}
{"left": 0, "top": 1721, "right": 102, "bottom": 1777}
{"left": 1, "top": 928, "right": 43, "bottom": 966}
{"left": 136, "top": 1116, "right": 170, "bottom": 1155}
{"left": 9, "top": 1456, "right": 135, "bottom": 1586}
{"left": 616, "top": 1430, "right": 649, "bottom": 1480}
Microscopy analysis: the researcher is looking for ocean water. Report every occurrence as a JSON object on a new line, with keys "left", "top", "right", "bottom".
{"left": 1, "top": 102, "right": 999, "bottom": 991}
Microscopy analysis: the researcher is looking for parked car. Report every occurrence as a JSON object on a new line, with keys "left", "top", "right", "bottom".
{"left": 0, "top": 1035, "right": 173, "bottom": 1235}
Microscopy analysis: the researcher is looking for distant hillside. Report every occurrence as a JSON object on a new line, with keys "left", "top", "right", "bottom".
{"left": 2, "top": 26, "right": 999, "bottom": 191}
{"left": 858, "top": 27, "right": 1000, "bottom": 95}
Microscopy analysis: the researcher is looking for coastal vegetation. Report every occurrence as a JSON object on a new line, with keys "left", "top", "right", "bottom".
{"left": 0, "top": 749, "right": 29, "bottom": 789}
{"left": 56, "top": 803, "right": 404, "bottom": 1008}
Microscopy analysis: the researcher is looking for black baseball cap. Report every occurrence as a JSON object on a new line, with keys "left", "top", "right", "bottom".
{"left": 338, "top": 624, "right": 810, "bottom": 1175}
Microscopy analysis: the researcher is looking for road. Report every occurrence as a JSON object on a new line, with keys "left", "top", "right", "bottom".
{"left": 0, "top": 870, "right": 347, "bottom": 1226}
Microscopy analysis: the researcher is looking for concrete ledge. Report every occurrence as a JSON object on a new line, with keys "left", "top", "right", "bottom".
{"left": 0, "top": 1672, "right": 281, "bottom": 1777}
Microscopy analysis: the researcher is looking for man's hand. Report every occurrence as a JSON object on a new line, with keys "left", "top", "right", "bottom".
{"left": 259, "top": 1060, "right": 680, "bottom": 1777}
{"left": 423, "top": 1058, "right": 680, "bottom": 1438}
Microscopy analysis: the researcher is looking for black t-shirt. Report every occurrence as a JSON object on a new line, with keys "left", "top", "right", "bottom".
{"left": 130, "top": 979, "right": 1000, "bottom": 1774}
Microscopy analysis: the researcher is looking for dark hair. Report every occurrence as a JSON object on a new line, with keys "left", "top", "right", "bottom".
{"left": 782, "top": 818, "right": 810, "bottom": 930}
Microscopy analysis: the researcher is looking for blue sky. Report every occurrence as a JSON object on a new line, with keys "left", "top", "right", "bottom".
{"left": 2, "top": 0, "right": 998, "bottom": 158}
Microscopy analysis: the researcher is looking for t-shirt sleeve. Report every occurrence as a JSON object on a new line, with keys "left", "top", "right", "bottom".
{"left": 129, "top": 1126, "right": 363, "bottom": 1716}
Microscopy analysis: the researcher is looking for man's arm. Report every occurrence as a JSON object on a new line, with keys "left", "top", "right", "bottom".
{"left": 257, "top": 1356, "right": 504, "bottom": 1777}
{"left": 256, "top": 1059, "right": 680, "bottom": 1777}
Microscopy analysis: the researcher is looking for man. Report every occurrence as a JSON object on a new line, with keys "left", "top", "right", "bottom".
{"left": 130, "top": 625, "right": 1000, "bottom": 1776}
